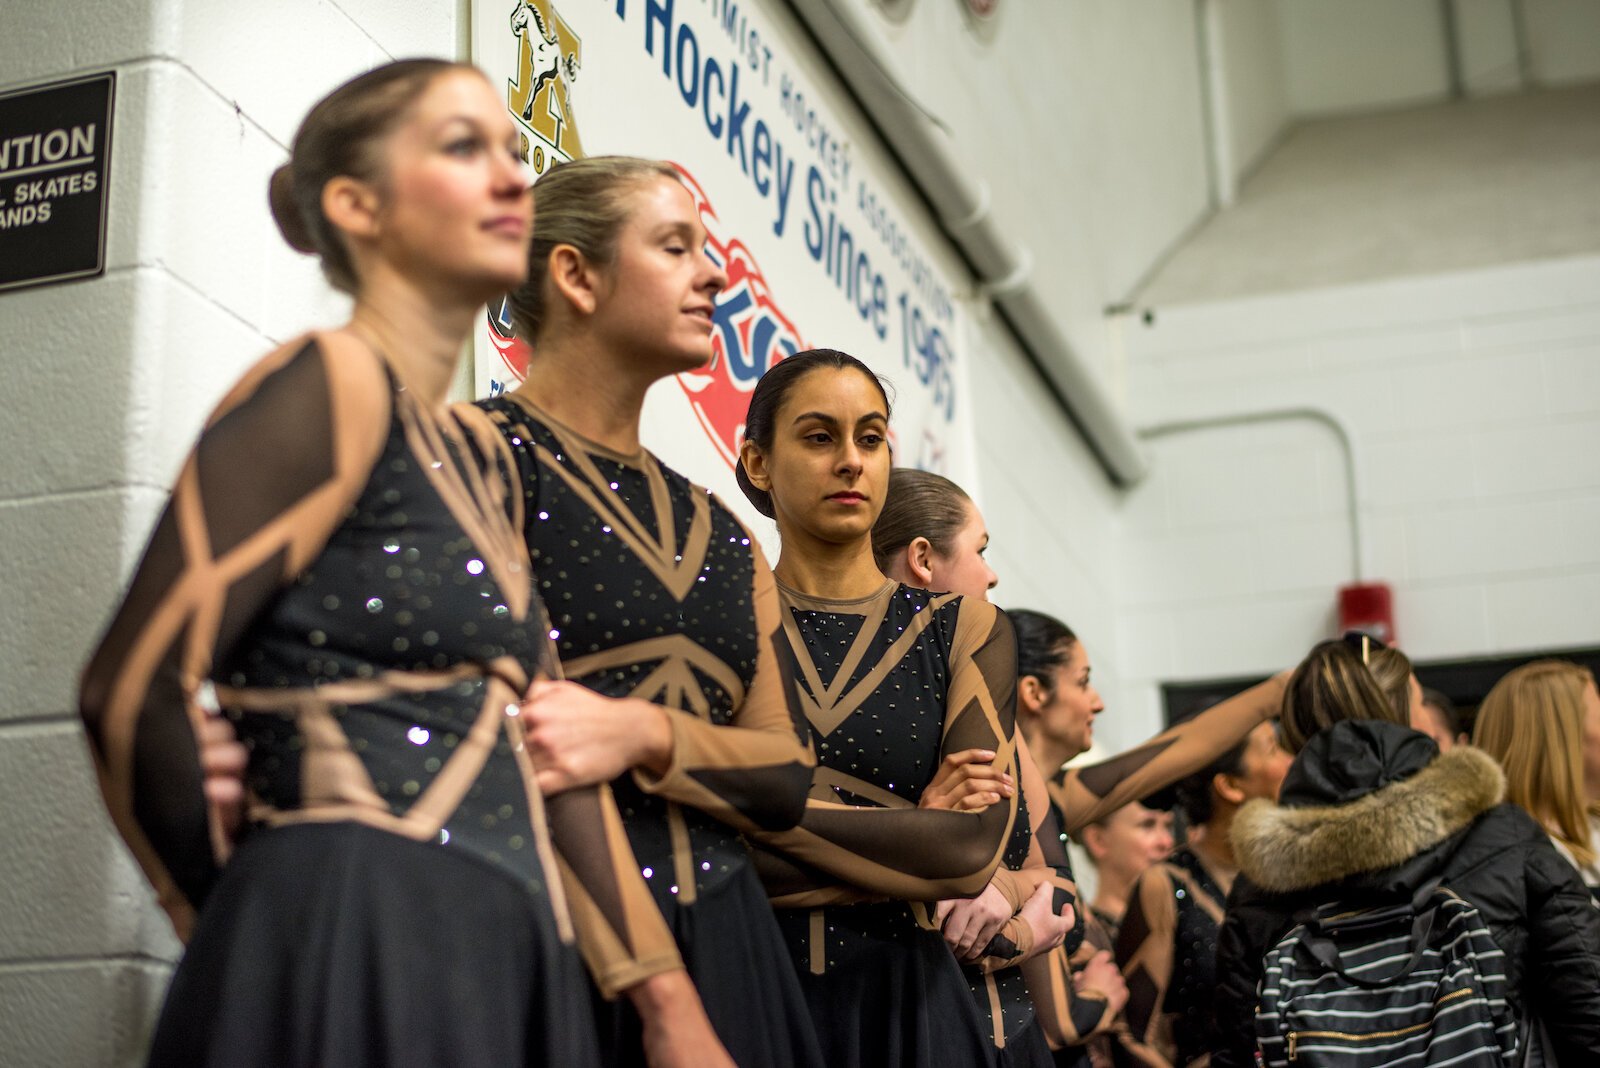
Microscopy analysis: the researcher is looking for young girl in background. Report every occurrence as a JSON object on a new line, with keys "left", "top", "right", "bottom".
{"left": 1115, "top": 722, "right": 1291, "bottom": 1067}
{"left": 1475, "top": 660, "right": 1600, "bottom": 898}
{"left": 871, "top": 467, "right": 1084, "bottom": 1068}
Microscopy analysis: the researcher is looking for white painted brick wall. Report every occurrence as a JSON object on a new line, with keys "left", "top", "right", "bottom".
{"left": 971, "top": 321, "right": 1127, "bottom": 738}
{"left": 0, "top": 3, "right": 462, "bottom": 1065}
{"left": 1118, "top": 254, "right": 1600, "bottom": 741}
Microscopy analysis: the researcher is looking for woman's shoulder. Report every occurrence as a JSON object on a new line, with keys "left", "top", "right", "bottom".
{"left": 205, "top": 330, "right": 392, "bottom": 440}
{"left": 936, "top": 595, "right": 1016, "bottom": 674}
{"left": 917, "top": 587, "right": 998, "bottom": 622}
{"left": 473, "top": 390, "right": 552, "bottom": 444}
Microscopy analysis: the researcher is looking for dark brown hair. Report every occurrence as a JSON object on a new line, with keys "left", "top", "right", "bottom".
{"left": 1007, "top": 608, "right": 1078, "bottom": 695}
{"left": 268, "top": 58, "right": 477, "bottom": 293}
{"left": 736, "top": 349, "right": 891, "bottom": 519}
{"left": 1280, "top": 639, "right": 1409, "bottom": 753}
{"left": 870, "top": 468, "right": 972, "bottom": 573}
{"left": 506, "top": 156, "right": 682, "bottom": 342}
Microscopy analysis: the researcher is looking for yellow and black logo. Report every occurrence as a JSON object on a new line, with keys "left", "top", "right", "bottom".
{"left": 507, "top": 0, "right": 584, "bottom": 173}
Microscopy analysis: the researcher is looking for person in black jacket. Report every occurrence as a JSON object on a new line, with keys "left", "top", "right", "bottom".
{"left": 1211, "top": 638, "right": 1600, "bottom": 1068}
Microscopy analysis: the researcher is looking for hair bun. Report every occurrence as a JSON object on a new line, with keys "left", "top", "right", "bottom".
{"left": 268, "top": 163, "right": 316, "bottom": 253}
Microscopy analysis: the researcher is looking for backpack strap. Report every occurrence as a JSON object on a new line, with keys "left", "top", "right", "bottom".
{"left": 1302, "top": 879, "right": 1443, "bottom": 988}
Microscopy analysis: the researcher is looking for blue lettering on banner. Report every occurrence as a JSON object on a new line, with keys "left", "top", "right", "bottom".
{"left": 611, "top": 0, "right": 955, "bottom": 414}
{"left": 676, "top": 24, "right": 700, "bottom": 106}
{"left": 724, "top": 62, "right": 750, "bottom": 174}
{"left": 702, "top": 58, "right": 724, "bottom": 137}
{"left": 751, "top": 119, "right": 771, "bottom": 195}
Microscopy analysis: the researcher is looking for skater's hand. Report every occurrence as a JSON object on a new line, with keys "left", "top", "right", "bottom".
{"left": 628, "top": 970, "right": 736, "bottom": 1068}
{"left": 520, "top": 681, "right": 672, "bottom": 795}
{"left": 197, "top": 714, "right": 249, "bottom": 843}
{"left": 936, "top": 881, "right": 1014, "bottom": 962}
{"left": 1074, "top": 950, "right": 1128, "bottom": 1018}
{"left": 918, "top": 748, "right": 1013, "bottom": 812}
{"left": 1017, "top": 880, "right": 1076, "bottom": 958}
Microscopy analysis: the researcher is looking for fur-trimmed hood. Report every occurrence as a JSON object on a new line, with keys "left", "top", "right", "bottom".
{"left": 1233, "top": 721, "right": 1505, "bottom": 893}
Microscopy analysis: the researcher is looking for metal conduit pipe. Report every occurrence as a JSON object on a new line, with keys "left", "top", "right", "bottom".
{"left": 783, "top": 0, "right": 1150, "bottom": 486}
{"left": 1138, "top": 408, "right": 1367, "bottom": 583}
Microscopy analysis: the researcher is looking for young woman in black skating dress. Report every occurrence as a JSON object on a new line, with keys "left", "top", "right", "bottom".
{"left": 80, "top": 66, "right": 724, "bottom": 1068}
{"left": 477, "top": 156, "right": 823, "bottom": 1068}
{"left": 734, "top": 349, "right": 1023, "bottom": 1068}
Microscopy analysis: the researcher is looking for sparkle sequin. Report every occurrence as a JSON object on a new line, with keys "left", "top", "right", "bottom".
{"left": 481, "top": 394, "right": 773, "bottom": 906}
{"left": 219, "top": 382, "right": 554, "bottom": 905}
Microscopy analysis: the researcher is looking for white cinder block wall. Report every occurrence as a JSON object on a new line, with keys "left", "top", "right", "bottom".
{"left": 1117, "top": 254, "right": 1600, "bottom": 727}
{"left": 851, "top": 1, "right": 1227, "bottom": 749}
{"left": 0, "top": 4, "right": 459, "bottom": 1065}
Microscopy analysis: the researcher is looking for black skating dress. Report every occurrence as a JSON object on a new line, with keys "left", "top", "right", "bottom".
{"left": 80, "top": 335, "right": 682, "bottom": 1068}
{"left": 480, "top": 393, "right": 823, "bottom": 1068}
{"left": 748, "top": 580, "right": 1022, "bottom": 1068}
{"left": 964, "top": 741, "right": 1086, "bottom": 1068}
{"left": 1114, "top": 846, "right": 1227, "bottom": 1068}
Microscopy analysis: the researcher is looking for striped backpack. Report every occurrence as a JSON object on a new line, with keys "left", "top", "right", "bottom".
{"left": 1254, "top": 882, "right": 1519, "bottom": 1067}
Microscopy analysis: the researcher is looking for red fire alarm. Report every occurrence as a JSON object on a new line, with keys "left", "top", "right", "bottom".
{"left": 1339, "top": 582, "right": 1395, "bottom": 645}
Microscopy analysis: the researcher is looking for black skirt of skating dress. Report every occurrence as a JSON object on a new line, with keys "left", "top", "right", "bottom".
{"left": 592, "top": 862, "right": 825, "bottom": 1068}
{"left": 778, "top": 902, "right": 996, "bottom": 1068}
{"left": 147, "top": 822, "right": 600, "bottom": 1068}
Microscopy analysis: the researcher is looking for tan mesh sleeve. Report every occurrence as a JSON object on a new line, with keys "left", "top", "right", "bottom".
{"left": 77, "top": 334, "right": 390, "bottom": 939}
{"left": 1049, "top": 675, "right": 1283, "bottom": 836}
{"left": 543, "top": 786, "right": 685, "bottom": 997}
{"left": 632, "top": 532, "right": 815, "bottom": 831}
{"left": 1114, "top": 865, "right": 1182, "bottom": 1067}
{"left": 1022, "top": 942, "right": 1116, "bottom": 1049}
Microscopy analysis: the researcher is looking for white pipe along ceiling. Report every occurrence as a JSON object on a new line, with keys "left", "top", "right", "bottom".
{"left": 784, "top": 0, "right": 1151, "bottom": 486}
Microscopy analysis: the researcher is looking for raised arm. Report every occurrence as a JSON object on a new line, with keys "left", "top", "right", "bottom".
{"left": 1050, "top": 674, "right": 1285, "bottom": 836}
{"left": 78, "top": 334, "right": 390, "bottom": 939}
{"left": 753, "top": 598, "right": 1019, "bottom": 904}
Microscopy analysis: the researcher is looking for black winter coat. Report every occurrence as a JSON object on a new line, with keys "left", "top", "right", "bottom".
{"left": 1211, "top": 721, "right": 1600, "bottom": 1068}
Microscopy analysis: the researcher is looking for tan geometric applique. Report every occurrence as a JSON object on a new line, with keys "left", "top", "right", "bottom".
{"left": 780, "top": 587, "right": 959, "bottom": 739}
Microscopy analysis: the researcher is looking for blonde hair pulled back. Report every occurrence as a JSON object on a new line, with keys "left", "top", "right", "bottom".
{"left": 507, "top": 156, "right": 683, "bottom": 342}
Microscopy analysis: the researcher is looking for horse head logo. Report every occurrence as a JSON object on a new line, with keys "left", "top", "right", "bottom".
{"left": 507, "top": 0, "right": 582, "bottom": 155}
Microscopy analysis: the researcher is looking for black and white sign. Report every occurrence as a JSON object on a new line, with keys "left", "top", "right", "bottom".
{"left": 0, "top": 72, "right": 115, "bottom": 293}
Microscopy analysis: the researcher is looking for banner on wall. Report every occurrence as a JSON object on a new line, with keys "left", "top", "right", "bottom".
{"left": 471, "top": 0, "right": 973, "bottom": 528}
